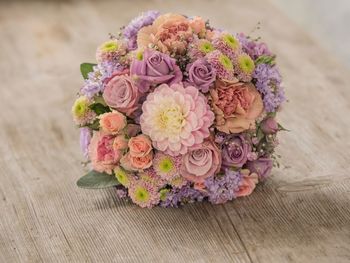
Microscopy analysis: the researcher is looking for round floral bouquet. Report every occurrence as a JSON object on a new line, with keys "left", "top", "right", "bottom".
{"left": 72, "top": 11, "right": 286, "bottom": 208}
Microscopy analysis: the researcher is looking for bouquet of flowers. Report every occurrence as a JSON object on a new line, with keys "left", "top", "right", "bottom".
{"left": 72, "top": 11, "right": 286, "bottom": 208}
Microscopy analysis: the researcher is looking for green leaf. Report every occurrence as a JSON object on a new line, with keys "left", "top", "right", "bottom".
{"left": 86, "top": 119, "right": 100, "bottom": 130}
{"left": 77, "top": 170, "right": 120, "bottom": 189}
{"left": 255, "top": 55, "right": 276, "bottom": 66}
{"left": 80, "top": 63, "right": 97, "bottom": 79}
{"left": 89, "top": 103, "right": 111, "bottom": 115}
{"left": 278, "top": 123, "right": 290, "bottom": 132}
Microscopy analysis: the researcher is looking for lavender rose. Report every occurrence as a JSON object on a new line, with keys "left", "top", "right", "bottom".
{"left": 180, "top": 140, "right": 221, "bottom": 183}
{"left": 186, "top": 58, "right": 216, "bottom": 93}
{"left": 222, "top": 134, "right": 251, "bottom": 168}
{"left": 261, "top": 117, "right": 278, "bottom": 134}
{"left": 245, "top": 157, "right": 273, "bottom": 179}
{"left": 103, "top": 75, "right": 140, "bottom": 116}
{"left": 130, "top": 49, "right": 182, "bottom": 92}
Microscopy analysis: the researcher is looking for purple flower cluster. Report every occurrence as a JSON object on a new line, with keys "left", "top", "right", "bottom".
{"left": 80, "top": 62, "right": 122, "bottom": 98}
{"left": 160, "top": 184, "right": 205, "bottom": 207}
{"left": 204, "top": 169, "right": 242, "bottom": 204}
{"left": 79, "top": 127, "right": 91, "bottom": 158}
{"left": 253, "top": 63, "right": 285, "bottom": 112}
{"left": 123, "top": 10, "right": 160, "bottom": 50}
{"left": 237, "top": 33, "right": 272, "bottom": 60}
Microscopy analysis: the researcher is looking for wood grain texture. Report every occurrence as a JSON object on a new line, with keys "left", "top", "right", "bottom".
{"left": 0, "top": 0, "right": 349, "bottom": 262}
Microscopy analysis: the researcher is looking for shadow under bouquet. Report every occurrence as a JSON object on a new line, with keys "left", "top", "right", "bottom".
{"left": 72, "top": 11, "right": 286, "bottom": 208}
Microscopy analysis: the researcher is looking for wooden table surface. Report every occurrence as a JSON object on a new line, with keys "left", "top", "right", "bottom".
{"left": 1, "top": 0, "right": 349, "bottom": 262}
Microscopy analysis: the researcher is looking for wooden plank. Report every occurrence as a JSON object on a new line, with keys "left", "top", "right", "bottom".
{"left": 0, "top": 0, "right": 349, "bottom": 262}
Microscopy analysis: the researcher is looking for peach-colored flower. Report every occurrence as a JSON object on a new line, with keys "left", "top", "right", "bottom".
{"left": 99, "top": 111, "right": 127, "bottom": 134}
{"left": 120, "top": 152, "right": 153, "bottom": 171}
{"left": 193, "top": 181, "right": 206, "bottom": 191}
{"left": 210, "top": 80, "right": 263, "bottom": 133}
{"left": 113, "top": 134, "right": 128, "bottom": 151}
{"left": 137, "top": 13, "right": 193, "bottom": 54}
{"left": 128, "top": 134, "right": 152, "bottom": 157}
{"left": 189, "top": 16, "right": 206, "bottom": 36}
{"left": 88, "top": 131, "right": 121, "bottom": 174}
{"left": 235, "top": 169, "right": 258, "bottom": 197}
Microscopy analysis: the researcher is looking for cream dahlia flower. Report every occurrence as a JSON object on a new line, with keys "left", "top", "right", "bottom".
{"left": 140, "top": 83, "right": 214, "bottom": 156}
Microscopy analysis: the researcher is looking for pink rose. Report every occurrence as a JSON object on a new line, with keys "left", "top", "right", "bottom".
{"left": 88, "top": 131, "right": 121, "bottom": 174}
{"left": 210, "top": 80, "right": 263, "bottom": 133}
{"left": 103, "top": 75, "right": 140, "bottom": 117}
{"left": 235, "top": 169, "right": 258, "bottom": 197}
{"left": 113, "top": 134, "right": 128, "bottom": 151}
{"left": 180, "top": 140, "right": 221, "bottom": 183}
{"left": 120, "top": 152, "right": 153, "bottom": 171}
{"left": 261, "top": 117, "right": 278, "bottom": 134}
{"left": 99, "top": 111, "right": 127, "bottom": 134}
{"left": 128, "top": 134, "right": 152, "bottom": 157}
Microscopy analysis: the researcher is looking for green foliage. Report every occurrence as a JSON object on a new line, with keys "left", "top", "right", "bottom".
{"left": 89, "top": 103, "right": 111, "bottom": 115}
{"left": 255, "top": 55, "right": 276, "bottom": 66}
{"left": 80, "top": 63, "right": 97, "bottom": 79}
{"left": 77, "top": 170, "right": 120, "bottom": 189}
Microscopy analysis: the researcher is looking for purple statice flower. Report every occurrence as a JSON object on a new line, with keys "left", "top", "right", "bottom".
{"left": 80, "top": 61, "right": 122, "bottom": 98}
{"left": 204, "top": 169, "right": 242, "bottom": 204}
{"left": 253, "top": 63, "right": 285, "bottom": 112}
{"left": 79, "top": 127, "right": 92, "bottom": 158}
{"left": 236, "top": 33, "right": 272, "bottom": 60}
{"left": 123, "top": 10, "right": 160, "bottom": 50}
{"left": 160, "top": 184, "right": 205, "bottom": 208}
{"left": 116, "top": 186, "right": 128, "bottom": 199}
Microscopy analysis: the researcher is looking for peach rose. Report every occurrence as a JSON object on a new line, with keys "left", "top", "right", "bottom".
{"left": 99, "top": 111, "right": 127, "bottom": 134}
{"left": 210, "top": 80, "right": 263, "bottom": 133}
{"left": 235, "top": 169, "right": 258, "bottom": 197}
{"left": 113, "top": 134, "right": 128, "bottom": 151}
{"left": 137, "top": 13, "right": 193, "bottom": 54}
{"left": 120, "top": 152, "right": 153, "bottom": 171}
{"left": 128, "top": 134, "right": 152, "bottom": 157}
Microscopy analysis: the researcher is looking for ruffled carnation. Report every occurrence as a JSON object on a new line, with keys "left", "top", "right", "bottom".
{"left": 140, "top": 83, "right": 215, "bottom": 156}
{"left": 137, "top": 13, "right": 192, "bottom": 54}
{"left": 210, "top": 80, "right": 263, "bottom": 133}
